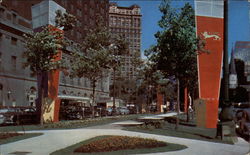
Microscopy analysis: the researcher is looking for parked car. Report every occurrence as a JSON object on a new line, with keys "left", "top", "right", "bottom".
{"left": 106, "top": 107, "right": 114, "bottom": 116}
{"left": 13, "top": 107, "right": 37, "bottom": 125}
{"left": 0, "top": 108, "right": 18, "bottom": 125}
{"left": 106, "top": 107, "right": 120, "bottom": 116}
{"left": 117, "top": 107, "right": 130, "bottom": 115}
{"left": 234, "top": 108, "right": 250, "bottom": 139}
{"left": 233, "top": 102, "right": 250, "bottom": 108}
{"left": 63, "top": 105, "right": 84, "bottom": 120}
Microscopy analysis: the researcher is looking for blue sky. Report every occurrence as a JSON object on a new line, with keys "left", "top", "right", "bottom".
{"left": 111, "top": 0, "right": 250, "bottom": 58}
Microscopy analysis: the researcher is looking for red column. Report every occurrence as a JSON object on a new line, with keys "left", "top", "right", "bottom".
{"left": 184, "top": 87, "right": 188, "bottom": 113}
{"left": 47, "top": 26, "right": 63, "bottom": 122}
{"left": 157, "top": 86, "right": 163, "bottom": 113}
{"left": 196, "top": 16, "right": 224, "bottom": 128}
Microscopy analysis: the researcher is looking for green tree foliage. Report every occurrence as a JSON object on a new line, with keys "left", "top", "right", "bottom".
{"left": 23, "top": 27, "right": 65, "bottom": 74}
{"left": 23, "top": 10, "right": 76, "bottom": 124}
{"left": 70, "top": 16, "right": 128, "bottom": 113}
{"left": 145, "top": 0, "right": 202, "bottom": 128}
{"left": 145, "top": 1, "right": 198, "bottom": 84}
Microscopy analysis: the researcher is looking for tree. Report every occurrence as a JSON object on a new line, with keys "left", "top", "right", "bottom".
{"left": 145, "top": 0, "right": 201, "bottom": 129}
{"left": 70, "top": 16, "right": 128, "bottom": 116}
{"left": 108, "top": 35, "right": 128, "bottom": 114}
{"left": 23, "top": 11, "right": 76, "bottom": 124}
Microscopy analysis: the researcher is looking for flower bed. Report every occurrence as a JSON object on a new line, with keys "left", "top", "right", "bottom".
{"left": 74, "top": 136, "right": 167, "bottom": 153}
{"left": 0, "top": 132, "right": 23, "bottom": 140}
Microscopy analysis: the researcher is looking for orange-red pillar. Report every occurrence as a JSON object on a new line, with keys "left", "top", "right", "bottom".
{"left": 195, "top": 1, "right": 224, "bottom": 128}
{"left": 184, "top": 87, "right": 188, "bottom": 113}
{"left": 48, "top": 27, "right": 63, "bottom": 122}
{"left": 157, "top": 86, "right": 164, "bottom": 113}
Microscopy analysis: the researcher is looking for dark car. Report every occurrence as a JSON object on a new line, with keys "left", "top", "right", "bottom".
{"left": 233, "top": 102, "right": 250, "bottom": 108}
{"left": 13, "top": 107, "right": 38, "bottom": 125}
{"left": 0, "top": 108, "right": 17, "bottom": 125}
{"left": 63, "top": 105, "right": 84, "bottom": 120}
{"left": 0, "top": 107, "right": 37, "bottom": 125}
{"left": 233, "top": 103, "right": 250, "bottom": 140}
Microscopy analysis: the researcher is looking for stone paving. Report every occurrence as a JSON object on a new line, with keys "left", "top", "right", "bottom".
{"left": 0, "top": 112, "right": 249, "bottom": 155}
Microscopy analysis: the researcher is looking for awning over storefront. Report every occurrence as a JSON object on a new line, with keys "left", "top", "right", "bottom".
{"left": 58, "top": 95, "right": 91, "bottom": 101}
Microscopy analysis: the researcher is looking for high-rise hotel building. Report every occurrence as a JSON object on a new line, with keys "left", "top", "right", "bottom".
{"left": 109, "top": 2, "right": 141, "bottom": 82}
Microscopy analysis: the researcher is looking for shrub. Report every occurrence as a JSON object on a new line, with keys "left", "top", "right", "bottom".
{"left": 74, "top": 136, "right": 167, "bottom": 153}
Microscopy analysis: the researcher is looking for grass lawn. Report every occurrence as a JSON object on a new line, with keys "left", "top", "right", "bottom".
{"left": 124, "top": 121, "right": 234, "bottom": 144}
{"left": 50, "top": 135, "right": 187, "bottom": 155}
{"left": 0, "top": 133, "right": 43, "bottom": 145}
{"left": 0, "top": 114, "right": 147, "bottom": 132}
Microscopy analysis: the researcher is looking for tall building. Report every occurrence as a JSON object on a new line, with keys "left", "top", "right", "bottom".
{"left": 109, "top": 2, "right": 141, "bottom": 82}
{"left": 234, "top": 41, "right": 250, "bottom": 82}
{"left": 0, "top": 0, "right": 110, "bottom": 107}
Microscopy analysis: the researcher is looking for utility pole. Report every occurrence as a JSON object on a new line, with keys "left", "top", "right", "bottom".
{"left": 223, "top": 0, "right": 229, "bottom": 102}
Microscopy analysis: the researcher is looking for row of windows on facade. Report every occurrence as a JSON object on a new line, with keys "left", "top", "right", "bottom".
{"left": 0, "top": 51, "right": 106, "bottom": 91}
{"left": 110, "top": 74, "right": 137, "bottom": 81}
{"left": 0, "top": 7, "right": 20, "bottom": 26}
{"left": 109, "top": 16, "right": 141, "bottom": 23}
{"left": 61, "top": 0, "right": 108, "bottom": 10}
{"left": 0, "top": 55, "right": 106, "bottom": 93}
{"left": 60, "top": 73, "right": 106, "bottom": 91}
{"left": 0, "top": 52, "right": 17, "bottom": 71}
{"left": 110, "top": 28, "right": 140, "bottom": 35}
{"left": 109, "top": 18, "right": 141, "bottom": 27}
{"left": 109, "top": 8, "right": 140, "bottom": 15}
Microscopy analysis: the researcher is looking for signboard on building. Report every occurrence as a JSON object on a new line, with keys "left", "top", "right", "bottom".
{"left": 229, "top": 74, "right": 238, "bottom": 89}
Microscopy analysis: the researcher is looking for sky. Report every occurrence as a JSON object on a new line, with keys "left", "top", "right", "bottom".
{"left": 111, "top": 0, "right": 250, "bottom": 59}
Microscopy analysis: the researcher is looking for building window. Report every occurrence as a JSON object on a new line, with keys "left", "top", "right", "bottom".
{"left": 12, "top": 13, "right": 17, "bottom": 24}
{"left": 0, "top": 8, "right": 4, "bottom": 19}
{"left": 70, "top": 77, "right": 74, "bottom": 85}
{"left": 84, "top": 78, "right": 87, "bottom": 87}
{"left": 11, "top": 56, "right": 17, "bottom": 70}
{"left": 11, "top": 37, "right": 17, "bottom": 45}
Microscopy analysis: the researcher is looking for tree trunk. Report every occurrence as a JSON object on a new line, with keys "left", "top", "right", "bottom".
{"left": 175, "top": 78, "right": 180, "bottom": 130}
{"left": 112, "top": 68, "right": 116, "bottom": 115}
{"left": 186, "top": 90, "right": 190, "bottom": 122}
{"left": 40, "top": 87, "right": 44, "bottom": 126}
{"left": 36, "top": 71, "right": 48, "bottom": 126}
{"left": 91, "top": 80, "right": 96, "bottom": 118}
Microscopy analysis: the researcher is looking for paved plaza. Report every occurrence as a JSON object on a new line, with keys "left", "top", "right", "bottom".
{"left": 0, "top": 113, "right": 249, "bottom": 155}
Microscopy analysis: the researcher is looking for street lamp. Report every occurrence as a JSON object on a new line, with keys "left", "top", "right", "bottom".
{"left": 109, "top": 44, "right": 119, "bottom": 115}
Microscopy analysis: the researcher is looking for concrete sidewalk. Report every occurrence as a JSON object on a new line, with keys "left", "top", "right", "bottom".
{"left": 1, "top": 126, "right": 249, "bottom": 155}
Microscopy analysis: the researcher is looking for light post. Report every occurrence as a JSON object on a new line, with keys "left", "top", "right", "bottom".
{"left": 110, "top": 44, "right": 119, "bottom": 115}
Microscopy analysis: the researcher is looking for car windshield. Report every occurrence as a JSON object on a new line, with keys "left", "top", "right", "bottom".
{"left": 0, "top": 108, "right": 15, "bottom": 113}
